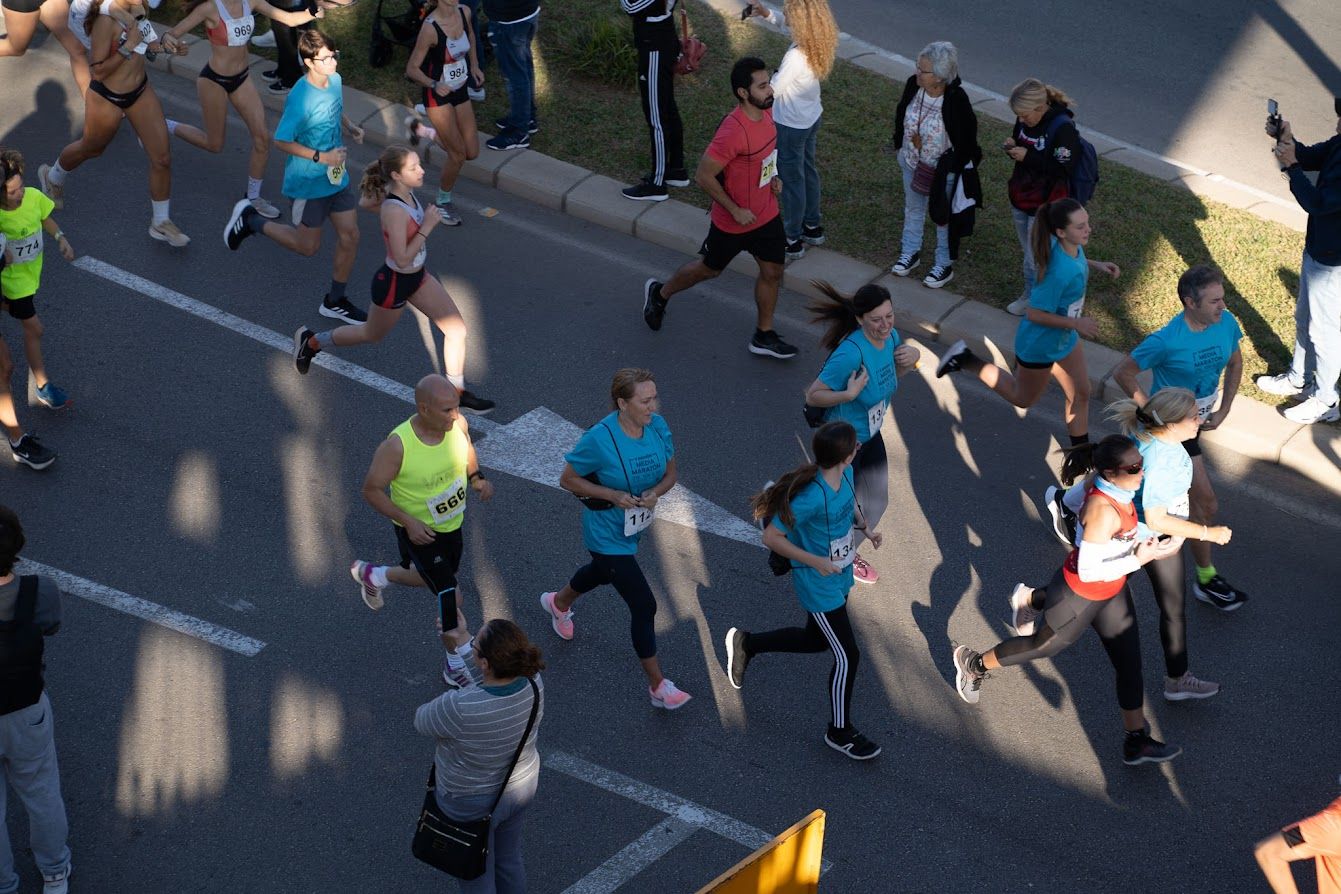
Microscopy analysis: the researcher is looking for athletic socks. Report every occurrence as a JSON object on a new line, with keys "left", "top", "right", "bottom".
{"left": 48, "top": 161, "right": 68, "bottom": 185}
{"left": 1196, "top": 564, "right": 1217, "bottom": 585}
{"left": 247, "top": 177, "right": 263, "bottom": 201}
{"left": 436, "top": 189, "right": 452, "bottom": 206}
{"left": 369, "top": 565, "right": 390, "bottom": 588}
{"left": 151, "top": 200, "right": 170, "bottom": 225}
{"left": 312, "top": 331, "right": 335, "bottom": 349}
{"left": 447, "top": 373, "right": 465, "bottom": 391}
{"left": 328, "top": 280, "right": 347, "bottom": 303}
{"left": 165, "top": 118, "right": 179, "bottom": 136}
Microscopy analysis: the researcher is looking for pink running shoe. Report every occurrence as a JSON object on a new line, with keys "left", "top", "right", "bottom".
{"left": 649, "top": 678, "right": 692, "bottom": 710}
{"left": 540, "top": 591, "right": 574, "bottom": 640}
{"left": 442, "top": 653, "right": 475, "bottom": 689}
{"left": 852, "top": 553, "right": 878, "bottom": 584}
{"left": 1009, "top": 583, "right": 1037, "bottom": 637}
{"left": 350, "top": 560, "right": 384, "bottom": 611}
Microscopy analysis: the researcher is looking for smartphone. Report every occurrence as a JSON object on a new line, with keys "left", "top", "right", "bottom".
{"left": 1267, "top": 98, "right": 1282, "bottom": 138}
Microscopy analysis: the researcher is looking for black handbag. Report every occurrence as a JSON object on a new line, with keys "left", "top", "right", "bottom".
{"left": 412, "top": 677, "right": 540, "bottom": 879}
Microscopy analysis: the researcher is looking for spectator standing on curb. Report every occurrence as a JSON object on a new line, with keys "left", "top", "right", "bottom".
{"left": 889, "top": 41, "right": 981, "bottom": 289}
{"left": 1258, "top": 99, "right": 1341, "bottom": 424}
{"left": 641, "top": 57, "right": 798, "bottom": 360}
{"left": 482, "top": 0, "right": 538, "bottom": 151}
{"left": 743, "top": 0, "right": 838, "bottom": 260}
{"left": 1255, "top": 792, "right": 1341, "bottom": 894}
{"left": 620, "top": 0, "right": 686, "bottom": 200}
{"left": 262, "top": 0, "right": 314, "bottom": 94}
{"left": 1004, "top": 78, "right": 1081, "bottom": 316}
{"left": 0, "top": 505, "right": 72, "bottom": 894}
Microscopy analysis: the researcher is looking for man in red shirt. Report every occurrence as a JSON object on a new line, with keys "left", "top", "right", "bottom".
{"left": 641, "top": 57, "right": 797, "bottom": 359}
{"left": 1256, "top": 793, "right": 1341, "bottom": 894}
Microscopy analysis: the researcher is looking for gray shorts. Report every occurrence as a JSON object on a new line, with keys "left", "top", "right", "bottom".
{"left": 290, "top": 184, "right": 357, "bottom": 229}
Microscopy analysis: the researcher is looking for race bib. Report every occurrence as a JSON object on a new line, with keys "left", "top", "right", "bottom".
{"left": 828, "top": 529, "right": 854, "bottom": 569}
{"left": 624, "top": 505, "right": 654, "bottom": 537}
{"left": 326, "top": 161, "right": 345, "bottom": 185}
{"left": 758, "top": 149, "right": 778, "bottom": 188}
{"left": 442, "top": 58, "right": 469, "bottom": 91}
{"left": 228, "top": 17, "right": 254, "bottom": 45}
{"left": 1168, "top": 493, "right": 1191, "bottom": 520}
{"left": 1066, "top": 297, "right": 1085, "bottom": 319}
{"left": 867, "top": 402, "right": 886, "bottom": 438}
{"left": 1195, "top": 391, "right": 1219, "bottom": 422}
{"left": 425, "top": 477, "right": 467, "bottom": 525}
{"left": 132, "top": 18, "right": 156, "bottom": 54}
{"left": 7, "top": 231, "right": 42, "bottom": 264}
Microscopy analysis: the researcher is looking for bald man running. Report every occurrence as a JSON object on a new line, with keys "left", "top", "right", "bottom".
{"left": 353, "top": 374, "right": 494, "bottom": 688}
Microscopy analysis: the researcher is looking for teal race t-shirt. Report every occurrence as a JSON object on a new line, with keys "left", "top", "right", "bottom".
{"left": 275, "top": 73, "right": 348, "bottom": 200}
{"left": 1015, "top": 237, "right": 1088, "bottom": 364}
{"left": 818, "top": 331, "right": 901, "bottom": 444}
{"left": 566, "top": 412, "right": 674, "bottom": 556}
{"left": 772, "top": 468, "right": 856, "bottom": 612}
{"left": 1131, "top": 310, "right": 1242, "bottom": 422}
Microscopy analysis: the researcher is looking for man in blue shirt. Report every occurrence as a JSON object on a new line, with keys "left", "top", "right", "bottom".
{"left": 223, "top": 30, "right": 367, "bottom": 323}
{"left": 1258, "top": 99, "right": 1341, "bottom": 424}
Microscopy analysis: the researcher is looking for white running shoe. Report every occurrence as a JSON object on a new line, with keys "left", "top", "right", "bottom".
{"left": 1006, "top": 295, "right": 1029, "bottom": 316}
{"left": 1009, "top": 583, "right": 1038, "bottom": 637}
{"left": 250, "top": 195, "right": 281, "bottom": 219}
{"left": 1283, "top": 396, "right": 1340, "bottom": 424}
{"left": 38, "top": 163, "right": 64, "bottom": 209}
{"left": 251, "top": 28, "right": 276, "bottom": 47}
{"left": 149, "top": 219, "right": 190, "bottom": 247}
{"left": 350, "top": 560, "right": 384, "bottom": 611}
{"left": 1255, "top": 373, "right": 1305, "bottom": 397}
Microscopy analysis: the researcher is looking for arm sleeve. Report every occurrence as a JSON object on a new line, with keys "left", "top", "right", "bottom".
{"left": 1293, "top": 138, "right": 1329, "bottom": 171}
{"left": 1028, "top": 253, "right": 1065, "bottom": 312}
{"left": 563, "top": 428, "right": 606, "bottom": 477}
{"left": 892, "top": 77, "right": 916, "bottom": 149}
{"left": 944, "top": 90, "right": 979, "bottom": 167}
{"left": 817, "top": 341, "right": 860, "bottom": 391}
{"left": 32, "top": 190, "right": 55, "bottom": 220}
{"left": 1075, "top": 537, "right": 1141, "bottom": 582}
{"left": 413, "top": 693, "right": 458, "bottom": 740}
{"left": 1128, "top": 331, "right": 1166, "bottom": 372}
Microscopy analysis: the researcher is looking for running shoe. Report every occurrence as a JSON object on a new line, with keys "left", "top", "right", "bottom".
{"left": 852, "top": 553, "right": 878, "bottom": 584}
{"left": 825, "top": 726, "right": 881, "bottom": 760}
{"left": 1192, "top": 574, "right": 1249, "bottom": 612}
{"left": 1255, "top": 372, "right": 1305, "bottom": 397}
{"left": 935, "top": 339, "right": 973, "bottom": 377}
{"left": 349, "top": 560, "right": 384, "bottom": 610}
{"left": 665, "top": 167, "right": 690, "bottom": 188}
{"left": 494, "top": 116, "right": 538, "bottom": 134}
{"left": 37, "top": 164, "right": 63, "bottom": 209}
{"left": 622, "top": 180, "right": 669, "bottom": 202}
{"left": 1043, "top": 484, "right": 1077, "bottom": 547}
{"left": 293, "top": 327, "right": 317, "bottom": 375}
{"left": 251, "top": 29, "right": 276, "bottom": 48}
{"left": 1122, "top": 730, "right": 1181, "bottom": 766}
{"left": 42, "top": 863, "right": 71, "bottom": 894}
{"left": 649, "top": 678, "right": 692, "bottom": 710}
{"left": 1164, "top": 671, "right": 1220, "bottom": 701}
{"left": 785, "top": 239, "right": 806, "bottom": 261}
{"left": 1008, "top": 583, "right": 1038, "bottom": 637}
{"left": 749, "top": 329, "right": 799, "bottom": 360}
{"left": 539, "top": 591, "right": 574, "bottom": 640}
{"left": 724, "top": 627, "right": 750, "bottom": 689}
{"left": 467, "top": 86, "right": 486, "bottom": 102}
{"left": 642, "top": 279, "right": 668, "bottom": 331}
{"left": 890, "top": 251, "right": 919, "bottom": 276}
{"left": 1283, "top": 396, "right": 1340, "bottom": 424}
{"left": 35, "top": 382, "right": 70, "bottom": 410}
{"left": 9, "top": 433, "right": 56, "bottom": 470}
{"left": 442, "top": 653, "right": 475, "bottom": 689}
{"left": 319, "top": 296, "right": 368, "bottom": 323}
{"left": 458, "top": 390, "right": 495, "bottom": 415}
{"left": 923, "top": 264, "right": 954, "bottom": 288}
{"left": 224, "top": 198, "right": 256, "bottom": 250}
{"left": 952, "top": 644, "right": 984, "bottom": 704}
{"left": 1006, "top": 293, "right": 1030, "bottom": 316}
{"left": 261, "top": 67, "right": 279, "bottom": 79}
{"left": 486, "top": 131, "right": 530, "bottom": 151}
{"left": 801, "top": 224, "right": 826, "bottom": 245}
{"left": 436, "top": 202, "right": 463, "bottom": 226}
{"left": 149, "top": 219, "right": 190, "bottom": 247}
{"left": 266, "top": 80, "right": 290, "bottom": 96}
{"left": 250, "top": 196, "right": 281, "bottom": 219}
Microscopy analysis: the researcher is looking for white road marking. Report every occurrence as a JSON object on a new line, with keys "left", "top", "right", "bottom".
{"left": 19, "top": 559, "right": 266, "bottom": 656}
{"left": 73, "top": 256, "right": 765, "bottom": 548}
{"left": 560, "top": 816, "right": 699, "bottom": 894}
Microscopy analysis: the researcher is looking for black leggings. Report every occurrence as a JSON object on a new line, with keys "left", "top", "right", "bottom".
{"left": 851, "top": 434, "right": 888, "bottom": 550}
{"left": 745, "top": 603, "right": 859, "bottom": 730}
{"left": 570, "top": 552, "right": 658, "bottom": 660}
{"left": 993, "top": 567, "right": 1145, "bottom": 711}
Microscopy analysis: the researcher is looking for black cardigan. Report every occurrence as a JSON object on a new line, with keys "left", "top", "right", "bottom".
{"left": 892, "top": 75, "right": 984, "bottom": 244}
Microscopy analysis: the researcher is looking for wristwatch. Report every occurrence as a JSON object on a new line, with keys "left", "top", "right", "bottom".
{"left": 311, "top": 148, "right": 321, "bottom": 163}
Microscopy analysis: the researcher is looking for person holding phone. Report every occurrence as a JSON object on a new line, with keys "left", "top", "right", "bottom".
{"left": 724, "top": 421, "right": 882, "bottom": 760}
{"left": 539, "top": 368, "right": 691, "bottom": 711}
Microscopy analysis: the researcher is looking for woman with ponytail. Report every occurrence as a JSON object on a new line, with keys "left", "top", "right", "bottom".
{"left": 951, "top": 434, "right": 1183, "bottom": 767}
{"left": 724, "top": 421, "right": 884, "bottom": 761}
{"left": 935, "top": 197, "right": 1118, "bottom": 454}
{"left": 290, "top": 145, "right": 494, "bottom": 413}
{"left": 803, "top": 281, "right": 918, "bottom": 583}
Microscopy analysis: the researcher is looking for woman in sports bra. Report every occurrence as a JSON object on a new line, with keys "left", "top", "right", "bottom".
{"left": 292, "top": 145, "right": 494, "bottom": 413}
{"left": 949, "top": 434, "right": 1185, "bottom": 767}
{"left": 160, "top": 0, "right": 323, "bottom": 219}
{"left": 0, "top": 0, "right": 92, "bottom": 96}
{"left": 39, "top": 0, "right": 190, "bottom": 246}
{"left": 404, "top": 0, "right": 481, "bottom": 226}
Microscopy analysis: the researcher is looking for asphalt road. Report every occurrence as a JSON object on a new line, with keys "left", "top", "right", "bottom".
{"left": 829, "top": 0, "right": 1341, "bottom": 207}
{"left": 3, "top": 45, "right": 1340, "bottom": 894}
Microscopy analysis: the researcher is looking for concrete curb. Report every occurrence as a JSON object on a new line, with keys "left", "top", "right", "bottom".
{"left": 147, "top": 25, "right": 1341, "bottom": 497}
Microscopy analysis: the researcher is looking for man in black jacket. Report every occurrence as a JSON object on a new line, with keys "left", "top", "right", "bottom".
{"left": 484, "top": 0, "right": 540, "bottom": 151}
{"left": 1259, "top": 98, "right": 1341, "bottom": 424}
{"left": 620, "top": 0, "right": 688, "bottom": 201}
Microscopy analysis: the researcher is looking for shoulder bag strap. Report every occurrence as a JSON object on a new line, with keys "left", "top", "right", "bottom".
{"left": 486, "top": 677, "right": 540, "bottom": 815}
{"left": 679, "top": 4, "right": 690, "bottom": 40}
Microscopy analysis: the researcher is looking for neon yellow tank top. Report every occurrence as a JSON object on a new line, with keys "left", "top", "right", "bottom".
{"left": 388, "top": 416, "right": 470, "bottom": 533}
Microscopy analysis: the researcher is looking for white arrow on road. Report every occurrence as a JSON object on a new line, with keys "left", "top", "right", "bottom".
{"left": 75, "top": 257, "right": 763, "bottom": 548}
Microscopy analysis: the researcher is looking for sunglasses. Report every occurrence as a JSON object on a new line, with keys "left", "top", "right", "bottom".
{"left": 1117, "top": 461, "right": 1144, "bottom": 475}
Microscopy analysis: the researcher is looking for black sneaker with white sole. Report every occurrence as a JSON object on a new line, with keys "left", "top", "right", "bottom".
{"left": 801, "top": 224, "right": 825, "bottom": 245}
{"left": 936, "top": 339, "right": 973, "bottom": 377}
{"left": 622, "top": 180, "right": 669, "bottom": 202}
{"left": 825, "top": 726, "right": 881, "bottom": 760}
{"left": 293, "top": 327, "right": 318, "bottom": 375}
{"left": 785, "top": 239, "right": 806, "bottom": 260}
{"left": 923, "top": 263, "right": 954, "bottom": 288}
{"left": 494, "top": 117, "right": 539, "bottom": 134}
{"left": 319, "top": 296, "right": 368, "bottom": 323}
{"left": 724, "top": 627, "right": 750, "bottom": 690}
{"left": 890, "top": 251, "right": 920, "bottom": 276}
{"left": 1122, "top": 730, "right": 1181, "bottom": 766}
{"left": 458, "top": 390, "right": 496, "bottom": 415}
{"left": 266, "top": 79, "right": 291, "bottom": 96}
{"left": 1043, "top": 485, "right": 1077, "bottom": 547}
{"left": 749, "top": 329, "right": 798, "bottom": 360}
{"left": 664, "top": 168, "right": 690, "bottom": 187}
{"left": 1192, "top": 574, "right": 1248, "bottom": 611}
{"left": 642, "top": 279, "right": 668, "bottom": 331}
{"left": 9, "top": 433, "right": 56, "bottom": 470}
{"left": 224, "top": 198, "right": 256, "bottom": 250}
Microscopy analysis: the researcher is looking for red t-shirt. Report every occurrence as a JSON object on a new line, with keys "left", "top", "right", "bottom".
{"left": 705, "top": 106, "right": 779, "bottom": 234}
{"left": 1295, "top": 795, "right": 1341, "bottom": 894}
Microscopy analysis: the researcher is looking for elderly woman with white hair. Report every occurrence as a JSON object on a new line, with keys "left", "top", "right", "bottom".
{"left": 890, "top": 40, "right": 981, "bottom": 289}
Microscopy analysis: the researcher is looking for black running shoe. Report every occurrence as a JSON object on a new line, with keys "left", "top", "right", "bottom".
{"left": 293, "top": 327, "right": 317, "bottom": 375}
{"left": 622, "top": 180, "right": 669, "bottom": 202}
{"left": 801, "top": 224, "right": 826, "bottom": 245}
{"left": 319, "top": 296, "right": 368, "bottom": 323}
{"left": 785, "top": 239, "right": 806, "bottom": 261}
{"left": 1192, "top": 574, "right": 1248, "bottom": 612}
{"left": 9, "top": 433, "right": 56, "bottom": 470}
{"left": 494, "top": 117, "right": 538, "bottom": 134}
{"left": 664, "top": 168, "right": 690, "bottom": 188}
{"left": 1044, "top": 485, "right": 1077, "bottom": 547}
{"left": 935, "top": 339, "right": 973, "bottom": 377}
{"left": 825, "top": 726, "right": 881, "bottom": 761}
{"left": 749, "top": 329, "right": 798, "bottom": 360}
{"left": 1122, "top": 730, "right": 1182, "bottom": 766}
{"left": 458, "top": 390, "right": 496, "bottom": 415}
{"left": 224, "top": 198, "right": 256, "bottom": 250}
{"left": 642, "top": 279, "right": 667, "bottom": 331}
{"left": 724, "top": 627, "right": 750, "bottom": 690}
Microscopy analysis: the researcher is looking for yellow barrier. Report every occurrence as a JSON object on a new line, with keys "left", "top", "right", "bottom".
{"left": 696, "top": 809, "right": 826, "bottom": 894}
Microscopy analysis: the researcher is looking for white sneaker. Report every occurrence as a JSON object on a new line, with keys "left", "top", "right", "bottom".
{"left": 251, "top": 28, "right": 276, "bottom": 47}
{"left": 149, "top": 219, "right": 190, "bottom": 247}
{"left": 43, "top": 864, "right": 71, "bottom": 894}
{"left": 1008, "top": 583, "right": 1038, "bottom": 637}
{"left": 467, "top": 86, "right": 486, "bottom": 102}
{"left": 1283, "top": 396, "right": 1340, "bottom": 424}
{"left": 1006, "top": 295, "right": 1029, "bottom": 316}
{"left": 1255, "top": 373, "right": 1305, "bottom": 397}
{"left": 249, "top": 195, "right": 281, "bottom": 219}
{"left": 38, "top": 163, "right": 64, "bottom": 210}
